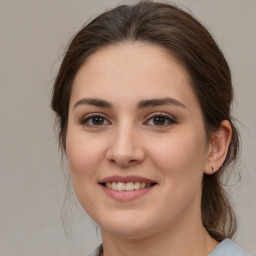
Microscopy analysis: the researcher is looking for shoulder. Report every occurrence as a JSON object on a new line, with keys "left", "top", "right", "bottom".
{"left": 209, "top": 239, "right": 249, "bottom": 256}
{"left": 87, "top": 244, "right": 103, "bottom": 256}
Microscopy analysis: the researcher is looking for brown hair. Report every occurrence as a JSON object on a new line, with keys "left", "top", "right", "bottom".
{"left": 51, "top": 1, "right": 239, "bottom": 241}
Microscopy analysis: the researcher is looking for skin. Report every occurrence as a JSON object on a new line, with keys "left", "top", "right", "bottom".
{"left": 66, "top": 43, "right": 231, "bottom": 256}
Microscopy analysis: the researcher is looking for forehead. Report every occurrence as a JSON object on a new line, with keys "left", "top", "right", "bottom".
{"left": 71, "top": 42, "right": 198, "bottom": 109}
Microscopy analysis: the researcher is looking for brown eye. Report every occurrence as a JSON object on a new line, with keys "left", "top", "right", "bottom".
{"left": 92, "top": 116, "right": 105, "bottom": 125}
{"left": 153, "top": 116, "right": 166, "bottom": 125}
{"left": 145, "top": 114, "right": 176, "bottom": 127}
{"left": 80, "top": 114, "right": 111, "bottom": 127}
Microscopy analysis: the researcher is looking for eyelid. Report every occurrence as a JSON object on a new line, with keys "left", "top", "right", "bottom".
{"left": 79, "top": 113, "right": 112, "bottom": 127}
{"left": 146, "top": 112, "right": 176, "bottom": 120}
{"left": 78, "top": 112, "right": 177, "bottom": 127}
{"left": 144, "top": 112, "right": 177, "bottom": 126}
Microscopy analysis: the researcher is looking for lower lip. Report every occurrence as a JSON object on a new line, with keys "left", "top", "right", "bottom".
{"left": 101, "top": 185, "right": 155, "bottom": 201}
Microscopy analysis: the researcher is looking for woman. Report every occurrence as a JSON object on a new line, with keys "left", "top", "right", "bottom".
{"left": 51, "top": 1, "right": 248, "bottom": 255}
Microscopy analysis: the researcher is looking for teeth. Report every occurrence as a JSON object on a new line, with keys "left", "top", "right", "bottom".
{"left": 126, "top": 182, "right": 134, "bottom": 191}
{"left": 140, "top": 182, "right": 146, "bottom": 189}
{"left": 112, "top": 182, "right": 117, "bottom": 190}
{"left": 105, "top": 182, "right": 152, "bottom": 191}
{"left": 117, "top": 182, "right": 126, "bottom": 191}
{"left": 134, "top": 182, "right": 140, "bottom": 190}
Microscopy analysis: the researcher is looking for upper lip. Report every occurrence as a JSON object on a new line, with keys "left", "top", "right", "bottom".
{"left": 99, "top": 175, "right": 157, "bottom": 184}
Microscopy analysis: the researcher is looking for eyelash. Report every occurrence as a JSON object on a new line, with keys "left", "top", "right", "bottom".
{"left": 145, "top": 113, "right": 177, "bottom": 127}
{"left": 79, "top": 113, "right": 177, "bottom": 128}
{"left": 79, "top": 113, "right": 111, "bottom": 127}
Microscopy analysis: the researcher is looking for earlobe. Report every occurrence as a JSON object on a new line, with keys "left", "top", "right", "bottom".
{"left": 204, "top": 120, "right": 232, "bottom": 175}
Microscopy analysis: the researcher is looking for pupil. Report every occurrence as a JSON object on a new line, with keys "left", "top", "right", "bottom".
{"left": 153, "top": 116, "right": 165, "bottom": 125}
{"left": 93, "top": 117, "right": 104, "bottom": 125}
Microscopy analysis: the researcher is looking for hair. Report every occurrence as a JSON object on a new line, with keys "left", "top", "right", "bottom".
{"left": 51, "top": 0, "right": 239, "bottom": 241}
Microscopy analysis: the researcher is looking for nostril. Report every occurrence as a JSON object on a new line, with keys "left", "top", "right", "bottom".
{"left": 107, "top": 155, "right": 138, "bottom": 166}
{"left": 109, "top": 159, "right": 117, "bottom": 164}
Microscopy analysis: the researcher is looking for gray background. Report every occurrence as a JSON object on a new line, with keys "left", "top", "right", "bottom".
{"left": 0, "top": 0, "right": 255, "bottom": 255}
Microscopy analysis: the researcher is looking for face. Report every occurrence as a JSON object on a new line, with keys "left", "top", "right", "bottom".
{"left": 66, "top": 43, "right": 212, "bottom": 239}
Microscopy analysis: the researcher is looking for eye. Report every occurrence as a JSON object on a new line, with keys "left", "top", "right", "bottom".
{"left": 80, "top": 114, "right": 111, "bottom": 127}
{"left": 145, "top": 113, "right": 176, "bottom": 127}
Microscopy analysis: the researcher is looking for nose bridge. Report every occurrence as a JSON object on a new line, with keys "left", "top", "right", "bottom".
{"left": 106, "top": 120, "right": 144, "bottom": 166}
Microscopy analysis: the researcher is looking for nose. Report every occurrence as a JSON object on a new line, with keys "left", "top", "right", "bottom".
{"left": 106, "top": 124, "right": 145, "bottom": 167}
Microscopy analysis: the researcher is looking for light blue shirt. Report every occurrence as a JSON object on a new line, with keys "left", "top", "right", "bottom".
{"left": 208, "top": 239, "right": 248, "bottom": 256}
{"left": 88, "top": 239, "right": 249, "bottom": 256}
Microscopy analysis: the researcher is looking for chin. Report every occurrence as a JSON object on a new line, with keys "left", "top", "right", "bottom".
{"left": 97, "top": 212, "right": 157, "bottom": 239}
{"left": 102, "top": 225, "right": 154, "bottom": 240}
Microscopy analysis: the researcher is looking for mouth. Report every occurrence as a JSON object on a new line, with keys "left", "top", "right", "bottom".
{"left": 100, "top": 181, "right": 157, "bottom": 191}
{"left": 99, "top": 175, "right": 158, "bottom": 197}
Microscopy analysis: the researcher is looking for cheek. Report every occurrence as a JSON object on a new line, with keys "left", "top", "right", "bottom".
{"left": 65, "top": 131, "right": 106, "bottom": 214}
{"left": 146, "top": 131, "right": 207, "bottom": 218}
{"left": 66, "top": 130, "right": 104, "bottom": 176}
{"left": 65, "top": 128, "right": 107, "bottom": 205}
{"left": 148, "top": 128, "right": 208, "bottom": 184}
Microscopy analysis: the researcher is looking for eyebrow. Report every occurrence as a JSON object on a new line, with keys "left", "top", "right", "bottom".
{"left": 137, "top": 97, "right": 186, "bottom": 109}
{"left": 73, "top": 98, "right": 112, "bottom": 109}
{"left": 73, "top": 97, "right": 186, "bottom": 109}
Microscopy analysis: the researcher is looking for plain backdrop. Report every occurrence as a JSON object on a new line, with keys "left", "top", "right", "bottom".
{"left": 0, "top": 0, "right": 255, "bottom": 255}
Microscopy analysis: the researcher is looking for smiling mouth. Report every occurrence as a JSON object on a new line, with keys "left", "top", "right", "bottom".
{"left": 99, "top": 176, "right": 157, "bottom": 201}
{"left": 100, "top": 181, "right": 157, "bottom": 191}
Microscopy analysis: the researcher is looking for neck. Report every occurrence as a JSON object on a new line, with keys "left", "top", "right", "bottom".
{"left": 100, "top": 218, "right": 218, "bottom": 256}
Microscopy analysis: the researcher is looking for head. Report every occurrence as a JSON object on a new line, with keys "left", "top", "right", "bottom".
{"left": 51, "top": 1, "right": 239, "bottom": 241}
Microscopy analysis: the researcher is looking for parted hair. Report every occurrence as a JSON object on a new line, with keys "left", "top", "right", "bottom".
{"left": 51, "top": 1, "right": 239, "bottom": 241}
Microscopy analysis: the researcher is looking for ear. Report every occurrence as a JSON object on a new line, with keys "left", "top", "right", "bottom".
{"left": 204, "top": 120, "right": 232, "bottom": 175}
